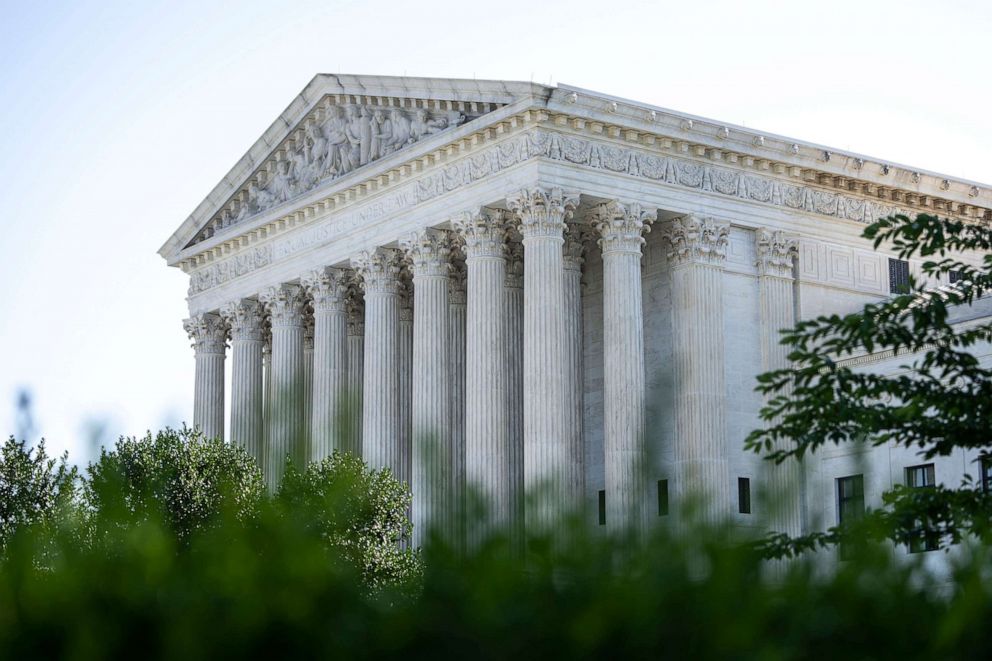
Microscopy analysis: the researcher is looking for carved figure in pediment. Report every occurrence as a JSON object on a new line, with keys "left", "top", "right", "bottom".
{"left": 305, "top": 123, "right": 328, "bottom": 178}
{"left": 249, "top": 180, "right": 275, "bottom": 211}
{"left": 370, "top": 109, "right": 393, "bottom": 160}
{"left": 321, "top": 105, "right": 348, "bottom": 175}
{"left": 409, "top": 108, "right": 452, "bottom": 144}
{"left": 343, "top": 105, "right": 363, "bottom": 172}
{"left": 269, "top": 160, "right": 294, "bottom": 203}
{"left": 287, "top": 144, "right": 309, "bottom": 192}
{"left": 389, "top": 108, "right": 411, "bottom": 151}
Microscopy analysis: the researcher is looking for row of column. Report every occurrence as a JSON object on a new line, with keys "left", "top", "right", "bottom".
{"left": 184, "top": 190, "right": 798, "bottom": 535}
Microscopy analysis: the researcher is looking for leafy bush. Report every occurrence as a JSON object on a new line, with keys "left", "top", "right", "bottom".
{"left": 276, "top": 452, "right": 420, "bottom": 591}
{"left": 0, "top": 437, "right": 77, "bottom": 552}
{"left": 85, "top": 427, "right": 264, "bottom": 544}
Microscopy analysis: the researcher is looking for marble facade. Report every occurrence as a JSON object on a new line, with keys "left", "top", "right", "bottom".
{"left": 163, "top": 75, "right": 992, "bottom": 543}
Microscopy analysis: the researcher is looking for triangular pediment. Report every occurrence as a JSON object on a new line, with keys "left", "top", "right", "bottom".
{"left": 160, "top": 74, "right": 549, "bottom": 261}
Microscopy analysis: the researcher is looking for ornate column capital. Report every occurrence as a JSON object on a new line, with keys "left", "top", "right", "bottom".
{"left": 755, "top": 228, "right": 798, "bottom": 278}
{"left": 184, "top": 312, "right": 227, "bottom": 354}
{"left": 504, "top": 240, "right": 524, "bottom": 289}
{"left": 220, "top": 299, "right": 265, "bottom": 342}
{"left": 449, "top": 256, "right": 468, "bottom": 305}
{"left": 259, "top": 284, "right": 307, "bottom": 327}
{"left": 563, "top": 221, "right": 588, "bottom": 272}
{"left": 663, "top": 215, "right": 730, "bottom": 267}
{"left": 352, "top": 247, "right": 403, "bottom": 294}
{"left": 507, "top": 187, "right": 580, "bottom": 240}
{"left": 399, "top": 277, "right": 414, "bottom": 322}
{"left": 453, "top": 208, "right": 510, "bottom": 258}
{"left": 302, "top": 267, "right": 350, "bottom": 312}
{"left": 400, "top": 228, "right": 452, "bottom": 277}
{"left": 590, "top": 200, "right": 657, "bottom": 255}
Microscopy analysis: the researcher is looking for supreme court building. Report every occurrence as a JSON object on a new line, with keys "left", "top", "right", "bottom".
{"left": 160, "top": 75, "right": 992, "bottom": 546}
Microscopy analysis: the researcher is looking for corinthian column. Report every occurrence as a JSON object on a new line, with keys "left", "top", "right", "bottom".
{"left": 221, "top": 299, "right": 264, "bottom": 465}
{"left": 454, "top": 209, "right": 511, "bottom": 535}
{"left": 183, "top": 313, "right": 227, "bottom": 441}
{"left": 346, "top": 292, "right": 365, "bottom": 457}
{"left": 302, "top": 267, "right": 350, "bottom": 460}
{"left": 507, "top": 187, "right": 580, "bottom": 532}
{"left": 664, "top": 216, "right": 731, "bottom": 524}
{"left": 353, "top": 248, "right": 403, "bottom": 476}
{"left": 591, "top": 201, "right": 655, "bottom": 530}
{"left": 449, "top": 252, "right": 468, "bottom": 538}
{"left": 402, "top": 229, "right": 453, "bottom": 544}
{"left": 562, "top": 221, "right": 586, "bottom": 519}
{"left": 504, "top": 238, "right": 525, "bottom": 537}
{"left": 755, "top": 228, "right": 803, "bottom": 537}
{"left": 398, "top": 278, "right": 414, "bottom": 489}
{"left": 259, "top": 283, "right": 307, "bottom": 490}
{"left": 303, "top": 312, "right": 314, "bottom": 460}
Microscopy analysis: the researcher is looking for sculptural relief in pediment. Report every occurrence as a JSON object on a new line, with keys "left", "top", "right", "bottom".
{"left": 189, "top": 100, "right": 485, "bottom": 247}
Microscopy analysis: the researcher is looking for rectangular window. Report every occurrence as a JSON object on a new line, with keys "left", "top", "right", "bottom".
{"left": 837, "top": 475, "right": 865, "bottom": 525}
{"left": 889, "top": 258, "right": 911, "bottom": 294}
{"left": 738, "top": 477, "right": 751, "bottom": 514}
{"left": 657, "top": 479, "right": 669, "bottom": 516}
{"left": 598, "top": 490, "right": 606, "bottom": 526}
{"left": 905, "top": 463, "right": 938, "bottom": 553}
{"left": 837, "top": 474, "right": 865, "bottom": 561}
{"left": 982, "top": 457, "right": 992, "bottom": 493}
{"left": 949, "top": 269, "right": 963, "bottom": 284}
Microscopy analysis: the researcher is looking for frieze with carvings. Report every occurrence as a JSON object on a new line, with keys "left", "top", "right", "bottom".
{"left": 189, "top": 104, "right": 474, "bottom": 247}
{"left": 189, "top": 127, "right": 933, "bottom": 296}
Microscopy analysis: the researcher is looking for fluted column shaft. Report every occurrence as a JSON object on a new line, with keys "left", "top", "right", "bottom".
{"left": 221, "top": 300, "right": 265, "bottom": 466}
{"left": 666, "top": 216, "right": 731, "bottom": 524}
{"left": 399, "top": 284, "right": 414, "bottom": 489}
{"left": 592, "top": 201, "right": 654, "bottom": 530}
{"left": 303, "top": 267, "right": 350, "bottom": 460}
{"left": 508, "top": 188, "right": 580, "bottom": 532}
{"left": 504, "top": 242, "right": 525, "bottom": 535}
{"left": 260, "top": 284, "right": 307, "bottom": 490}
{"left": 562, "top": 224, "right": 585, "bottom": 519}
{"left": 456, "top": 211, "right": 511, "bottom": 536}
{"left": 448, "top": 257, "right": 468, "bottom": 542}
{"left": 303, "top": 316, "right": 314, "bottom": 460}
{"left": 346, "top": 298, "right": 365, "bottom": 457}
{"left": 184, "top": 313, "right": 227, "bottom": 441}
{"left": 403, "top": 230, "right": 452, "bottom": 545}
{"left": 354, "top": 248, "right": 403, "bottom": 476}
{"left": 756, "top": 229, "right": 802, "bottom": 536}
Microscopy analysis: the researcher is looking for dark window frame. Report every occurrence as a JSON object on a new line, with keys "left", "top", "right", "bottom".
{"left": 657, "top": 479, "right": 669, "bottom": 517}
{"left": 889, "top": 258, "right": 911, "bottom": 294}
{"left": 905, "top": 463, "right": 939, "bottom": 553}
{"left": 737, "top": 477, "right": 751, "bottom": 514}
{"left": 597, "top": 490, "right": 606, "bottom": 526}
{"left": 836, "top": 474, "right": 865, "bottom": 560}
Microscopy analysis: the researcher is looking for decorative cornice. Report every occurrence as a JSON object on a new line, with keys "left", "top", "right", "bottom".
{"left": 507, "top": 187, "right": 580, "bottom": 240}
{"left": 452, "top": 208, "right": 510, "bottom": 259}
{"left": 589, "top": 200, "right": 656, "bottom": 255}
{"left": 400, "top": 228, "right": 452, "bottom": 278}
{"left": 301, "top": 266, "right": 350, "bottom": 312}
{"left": 220, "top": 299, "right": 265, "bottom": 342}
{"left": 755, "top": 228, "right": 798, "bottom": 278}
{"left": 183, "top": 313, "right": 227, "bottom": 354}
{"left": 259, "top": 284, "right": 307, "bottom": 327}
{"left": 352, "top": 247, "right": 403, "bottom": 295}
{"left": 185, "top": 126, "right": 988, "bottom": 297}
{"left": 664, "top": 215, "right": 730, "bottom": 267}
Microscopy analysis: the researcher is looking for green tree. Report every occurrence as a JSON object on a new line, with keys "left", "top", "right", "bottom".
{"left": 275, "top": 451, "right": 420, "bottom": 591}
{"left": 747, "top": 213, "right": 992, "bottom": 555}
{"left": 0, "top": 437, "right": 78, "bottom": 552}
{"left": 86, "top": 426, "right": 264, "bottom": 544}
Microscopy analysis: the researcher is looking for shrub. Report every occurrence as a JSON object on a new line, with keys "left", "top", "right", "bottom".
{"left": 0, "top": 437, "right": 77, "bottom": 552}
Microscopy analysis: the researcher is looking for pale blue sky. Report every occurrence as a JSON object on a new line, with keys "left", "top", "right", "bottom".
{"left": 1, "top": 0, "right": 989, "bottom": 463}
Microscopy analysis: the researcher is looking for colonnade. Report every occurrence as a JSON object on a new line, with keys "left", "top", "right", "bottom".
{"left": 183, "top": 188, "right": 794, "bottom": 537}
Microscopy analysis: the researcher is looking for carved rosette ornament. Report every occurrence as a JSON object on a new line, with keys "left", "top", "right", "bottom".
{"left": 755, "top": 228, "right": 799, "bottom": 278}
{"left": 301, "top": 267, "right": 350, "bottom": 312}
{"left": 259, "top": 284, "right": 307, "bottom": 327}
{"left": 590, "top": 200, "right": 657, "bottom": 254}
{"left": 664, "top": 215, "right": 730, "bottom": 267}
{"left": 452, "top": 208, "right": 510, "bottom": 259}
{"left": 183, "top": 313, "right": 227, "bottom": 354}
{"left": 401, "top": 228, "right": 452, "bottom": 277}
{"left": 507, "top": 187, "right": 580, "bottom": 239}
{"left": 220, "top": 299, "right": 265, "bottom": 342}
{"left": 352, "top": 248, "right": 404, "bottom": 294}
